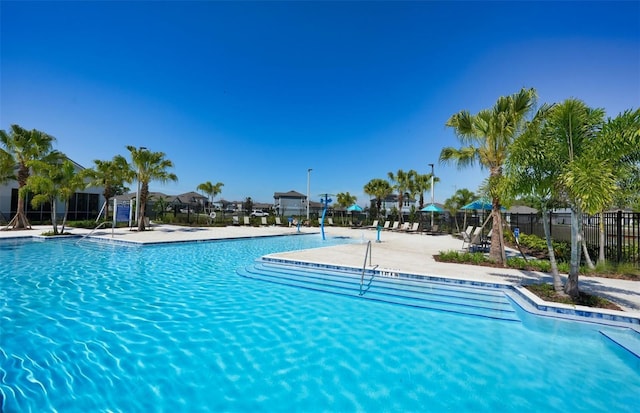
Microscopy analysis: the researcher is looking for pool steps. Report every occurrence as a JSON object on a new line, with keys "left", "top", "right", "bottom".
{"left": 238, "top": 260, "right": 521, "bottom": 322}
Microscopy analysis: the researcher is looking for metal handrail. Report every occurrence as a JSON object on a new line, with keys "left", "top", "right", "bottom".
{"left": 359, "top": 240, "right": 372, "bottom": 295}
{"left": 77, "top": 221, "right": 110, "bottom": 242}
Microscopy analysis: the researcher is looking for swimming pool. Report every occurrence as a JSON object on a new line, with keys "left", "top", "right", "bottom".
{"left": 1, "top": 236, "right": 638, "bottom": 412}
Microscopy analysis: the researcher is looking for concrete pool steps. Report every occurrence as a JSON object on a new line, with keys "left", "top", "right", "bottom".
{"left": 237, "top": 261, "right": 520, "bottom": 322}
{"left": 599, "top": 328, "right": 640, "bottom": 359}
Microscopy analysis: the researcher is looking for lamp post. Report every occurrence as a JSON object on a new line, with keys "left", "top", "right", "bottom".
{"left": 135, "top": 146, "right": 147, "bottom": 228}
{"left": 307, "top": 168, "right": 312, "bottom": 223}
{"left": 428, "top": 163, "right": 435, "bottom": 228}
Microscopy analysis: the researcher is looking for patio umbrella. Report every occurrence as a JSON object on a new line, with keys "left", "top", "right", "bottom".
{"left": 462, "top": 199, "right": 495, "bottom": 210}
{"left": 346, "top": 204, "right": 363, "bottom": 212}
{"left": 420, "top": 203, "right": 444, "bottom": 213}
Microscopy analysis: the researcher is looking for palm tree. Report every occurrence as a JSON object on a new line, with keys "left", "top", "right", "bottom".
{"left": 127, "top": 146, "right": 178, "bottom": 231}
{"left": 197, "top": 181, "right": 224, "bottom": 214}
{"left": 445, "top": 188, "right": 476, "bottom": 233}
{"left": 83, "top": 155, "right": 132, "bottom": 221}
{"left": 588, "top": 109, "right": 640, "bottom": 261}
{"left": 363, "top": 178, "right": 392, "bottom": 220}
{"left": 440, "top": 87, "right": 537, "bottom": 265}
{"left": 408, "top": 171, "right": 433, "bottom": 209}
{"left": 387, "top": 169, "right": 413, "bottom": 223}
{"left": 336, "top": 192, "right": 357, "bottom": 225}
{"left": 0, "top": 125, "right": 60, "bottom": 229}
{"left": 27, "top": 156, "right": 84, "bottom": 235}
{"left": 542, "top": 99, "right": 605, "bottom": 297}
{"left": 507, "top": 104, "right": 566, "bottom": 293}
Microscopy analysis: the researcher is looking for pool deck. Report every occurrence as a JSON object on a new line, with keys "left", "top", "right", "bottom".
{"left": 2, "top": 223, "right": 639, "bottom": 316}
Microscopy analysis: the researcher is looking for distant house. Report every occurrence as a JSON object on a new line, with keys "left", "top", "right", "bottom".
{"left": 370, "top": 193, "right": 418, "bottom": 217}
{"left": 0, "top": 157, "right": 104, "bottom": 223}
{"left": 273, "top": 190, "right": 306, "bottom": 217}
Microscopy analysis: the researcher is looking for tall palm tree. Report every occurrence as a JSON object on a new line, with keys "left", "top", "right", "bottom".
{"left": 0, "top": 124, "right": 59, "bottom": 229}
{"left": 440, "top": 87, "right": 537, "bottom": 265}
{"left": 507, "top": 104, "right": 566, "bottom": 293}
{"left": 83, "top": 155, "right": 132, "bottom": 221}
{"left": 197, "top": 181, "right": 224, "bottom": 214}
{"left": 127, "top": 146, "right": 178, "bottom": 231}
{"left": 387, "top": 169, "right": 413, "bottom": 223}
{"left": 363, "top": 178, "right": 392, "bottom": 220}
{"left": 543, "top": 99, "right": 605, "bottom": 296}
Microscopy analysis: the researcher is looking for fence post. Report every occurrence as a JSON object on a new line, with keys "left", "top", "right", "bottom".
{"left": 616, "top": 210, "right": 623, "bottom": 263}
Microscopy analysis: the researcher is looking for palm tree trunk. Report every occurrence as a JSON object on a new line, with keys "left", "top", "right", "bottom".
{"left": 488, "top": 204, "right": 505, "bottom": 266}
{"left": 541, "top": 208, "right": 563, "bottom": 294}
{"left": 579, "top": 211, "right": 595, "bottom": 269}
{"left": 138, "top": 183, "right": 148, "bottom": 231}
{"left": 564, "top": 207, "right": 581, "bottom": 298}
{"left": 51, "top": 201, "right": 59, "bottom": 235}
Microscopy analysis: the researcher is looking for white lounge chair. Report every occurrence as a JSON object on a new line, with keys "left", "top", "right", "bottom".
{"left": 243, "top": 216, "right": 250, "bottom": 226}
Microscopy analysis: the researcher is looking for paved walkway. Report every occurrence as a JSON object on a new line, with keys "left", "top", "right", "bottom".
{"left": 2, "top": 223, "right": 639, "bottom": 314}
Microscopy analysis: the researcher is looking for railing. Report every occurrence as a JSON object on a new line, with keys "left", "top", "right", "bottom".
{"left": 359, "top": 240, "right": 372, "bottom": 295}
{"left": 77, "top": 221, "right": 110, "bottom": 242}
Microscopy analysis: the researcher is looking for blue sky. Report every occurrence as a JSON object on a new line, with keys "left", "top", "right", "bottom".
{"left": 2, "top": 1, "right": 639, "bottom": 207}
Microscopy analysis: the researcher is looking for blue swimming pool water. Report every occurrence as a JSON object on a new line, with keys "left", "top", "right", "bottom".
{"left": 1, "top": 236, "right": 638, "bottom": 412}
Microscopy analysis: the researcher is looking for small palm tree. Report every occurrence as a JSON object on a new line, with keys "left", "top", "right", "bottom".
{"left": 364, "top": 178, "right": 392, "bottom": 220}
{"left": 127, "top": 146, "right": 178, "bottom": 231}
{"left": 83, "top": 155, "right": 132, "bottom": 221}
{"left": 387, "top": 169, "right": 413, "bottom": 223}
{"left": 0, "top": 124, "right": 60, "bottom": 229}
{"left": 27, "top": 157, "right": 84, "bottom": 235}
{"left": 336, "top": 192, "right": 357, "bottom": 225}
{"left": 197, "top": 181, "right": 224, "bottom": 214}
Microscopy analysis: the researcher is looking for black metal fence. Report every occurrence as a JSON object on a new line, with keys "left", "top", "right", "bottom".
{"left": 442, "top": 210, "right": 639, "bottom": 266}
{"left": 508, "top": 211, "right": 639, "bottom": 266}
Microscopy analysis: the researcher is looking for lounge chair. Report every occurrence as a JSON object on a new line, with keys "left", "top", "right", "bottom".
{"left": 461, "top": 226, "right": 475, "bottom": 250}
{"left": 469, "top": 227, "right": 483, "bottom": 251}
{"left": 261, "top": 217, "right": 268, "bottom": 226}
{"left": 275, "top": 217, "right": 283, "bottom": 226}
{"left": 394, "top": 222, "right": 410, "bottom": 232}
{"left": 365, "top": 219, "right": 379, "bottom": 230}
{"left": 428, "top": 224, "right": 440, "bottom": 235}
{"left": 243, "top": 216, "right": 250, "bottom": 226}
{"left": 327, "top": 217, "right": 334, "bottom": 226}
{"left": 405, "top": 222, "right": 420, "bottom": 233}
{"left": 381, "top": 221, "right": 390, "bottom": 230}
{"left": 386, "top": 221, "right": 399, "bottom": 231}
{"left": 232, "top": 216, "right": 239, "bottom": 226}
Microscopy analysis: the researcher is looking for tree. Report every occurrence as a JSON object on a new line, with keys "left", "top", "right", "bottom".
{"left": 507, "top": 104, "right": 566, "bottom": 293}
{"left": 387, "top": 169, "right": 413, "bottom": 223}
{"left": 363, "top": 178, "right": 392, "bottom": 220}
{"left": 83, "top": 155, "right": 132, "bottom": 221}
{"left": 444, "top": 188, "right": 476, "bottom": 233}
{"left": 27, "top": 157, "right": 84, "bottom": 235}
{"left": 126, "top": 146, "right": 178, "bottom": 231}
{"left": 0, "top": 125, "right": 60, "bottom": 229}
{"left": 588, "top": 109, "right": 640, "bottom": 261}
{"left": 336, "top": 192, "right": 357, "bottom": 225}
{"left": 408, "top": 171, "right": 434, "bottom": 210}
{"left": 197, "top": 181, "right": 224, "bottom": 214}
{"left": 440, "top": 87, "right": 538, "bottom": 265}
{"left": 541, "top": 99, "right": 605, "bottom": 297}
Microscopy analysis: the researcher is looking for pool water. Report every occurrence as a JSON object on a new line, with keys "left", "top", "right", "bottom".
{"left": 1, "top": 236, "right": 638, "bottom": 412}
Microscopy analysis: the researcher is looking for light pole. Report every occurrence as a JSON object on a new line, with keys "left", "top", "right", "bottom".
{"left": 307, "top": 168, "right": 312, "bottom": 223}
{"left": 428, "top": 163, "right": 435, "bottom": 228}
{"left": 135, "top": 146, "right": 147, "bottom": 227}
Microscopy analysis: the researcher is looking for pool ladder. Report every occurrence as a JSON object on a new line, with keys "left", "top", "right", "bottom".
{"left": 359, "top": 240, "right": 372, "bottom": 295}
